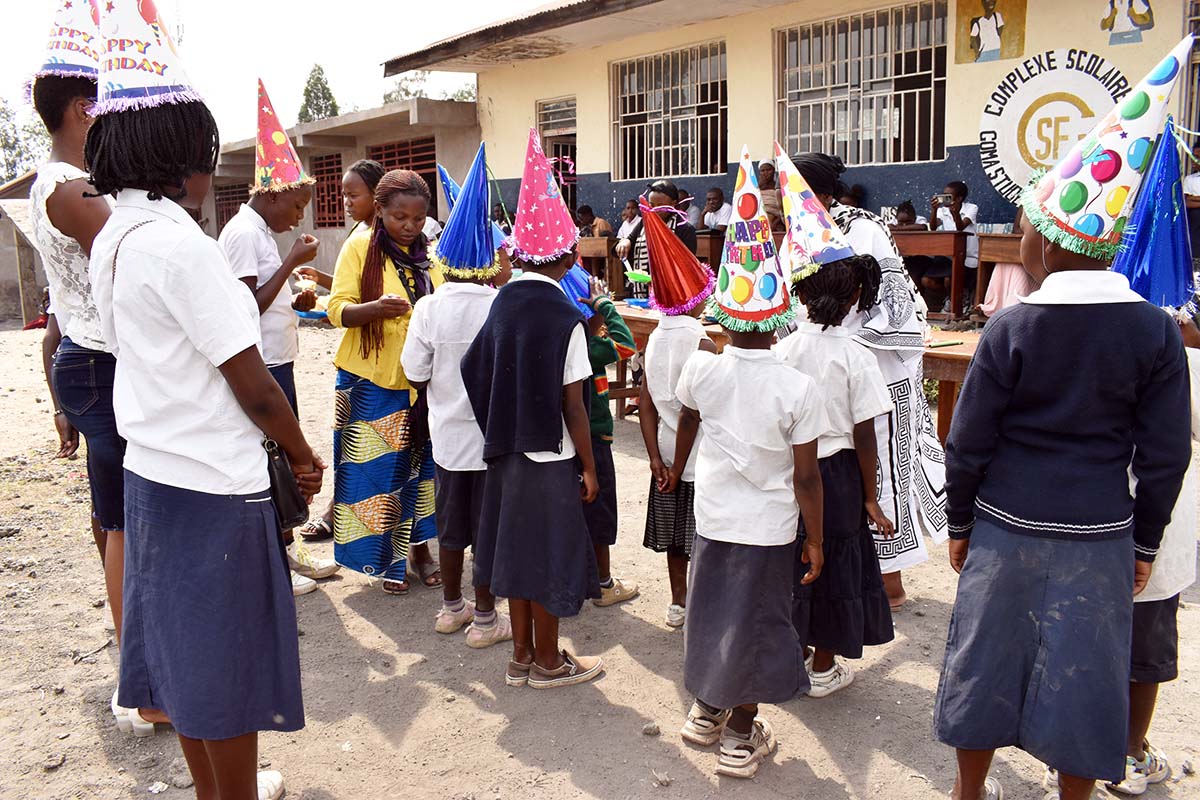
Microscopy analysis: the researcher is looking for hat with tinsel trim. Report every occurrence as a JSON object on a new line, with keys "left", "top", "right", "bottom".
{"left": 27, "top": 0, "right": 101, "bottom": 99}
{"left": 774, "top": 142, "right": 854, "bottom": 281}
{"left": 642, "top": 196, "right": 714, "bottom": 315}
{"left": 1022, "top": 34, "right": 1193, "bottom": 260}
{"left": 251, "top": 79, "right": 314, "bottom": 195}
{"left": 437, "top": 158, "right": 511, "bottom": 255}
{"left": 429, "top": 143, "right": 501, "bottom": 280}
{"left": 93, "top": 0, "right": 201, "bottom": 114}
{"left": 511, "top": 127, "right": 577, "bottom": 264}
{"left": 709, "top": 145, "right": 793, "bottom": 332}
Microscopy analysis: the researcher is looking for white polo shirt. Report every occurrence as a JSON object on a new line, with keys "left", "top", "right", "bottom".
{"left": 676, "top": 346, "right": 830, "bottom": 545}
{"left": 645, "top": 314, "right": 706, "bottom": 481}
{"left": 401, "top": 282, "right": 497, "bottom": 471}
{"left": 703, "top": 202, "right": 733, "bottom": 230}
{"left": 937, "top": 201, "right": 980, "bottom": 269}
{"left": 218, "top": 203, "right": 298, "bottom": 366}
{"left": 91, "top": 190, "right": 268, "bottom": 495}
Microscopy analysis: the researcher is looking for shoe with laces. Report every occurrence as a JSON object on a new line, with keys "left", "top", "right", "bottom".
{"left": 715, "top": 718, "right": 777, "bottom": 778}
{"left": 466, "top": 612, "right": 514, "bottom": 648}
{"left": 807, "top": 657, "right": 855, "bottom": 698}
{"left": 680, "top": 701, "right": 731, "bottom": 746}
{"left": 287, "top": 541, "right": 340, "bottom": 580}
{"left": 1107, "top": 741, "right": 1170, "bottom": 795}
{"left": 435, "top": 600, "right": 475, "bottom": 634}
{"left": 291, "top": 571, "right": 317, "bottom": 596}
{"left": 257, "top": 770, "right": 284, "bottom": 800}
{"left": 982, "top": 776, "right": 1003, "bottom": 800}
{"left": 593, "top": 577, "right": 640, "bottom": 607}
{"left": 665, "top": 604, "right": 686, "bottom": 628}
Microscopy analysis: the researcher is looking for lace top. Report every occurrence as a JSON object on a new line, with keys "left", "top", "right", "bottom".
{"left": 29, "top": 162, "right": 111, "bottom": 352}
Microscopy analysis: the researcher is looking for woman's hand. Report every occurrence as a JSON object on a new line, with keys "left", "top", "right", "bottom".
{"left": 293, "top": 266, "right": 333, "bottom": 291}
{"left": 54, "top": 413, "right": 79, "bottom": 459}
{"left": 1133, "top": 560, "right": 1152, "bottom": 597}
{"left": 650, "top": 457, "right": 670, "bottom": 492}
{"left": 865, "top": 500, "right": 895, "bottom": 537}
{"left": 292, "top": 290, "right": 317, "bottom": 312}
{"left": 372, "top": 294, "right": 412, "bottom": 319}
{"left": 287, "top": 235, "right": 320, "bottom": 267}
{"left": 663, "top": 465, "right": 683, "bottom": 494}
{"left": 580, "top": 467, "right": 599, "bottom": 503}
{"left": 798, "top": 537, "right": 824, "bottom": 585}
{"left": 291, "top": 454, "right": 328, "bottom": 502}
{"left": 948, "top": 538, "right": 970, "bottom": 574}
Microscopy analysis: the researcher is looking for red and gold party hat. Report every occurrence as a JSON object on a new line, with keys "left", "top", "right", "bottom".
{"left": 252, "top": 79, "right": 314, "bottom": 195}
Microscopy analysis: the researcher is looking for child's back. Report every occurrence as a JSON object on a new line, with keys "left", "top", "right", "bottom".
{"left": 646, "top": 315, "right": 707, "bottom": 476}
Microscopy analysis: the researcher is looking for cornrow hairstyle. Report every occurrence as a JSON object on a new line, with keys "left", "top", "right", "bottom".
{"left": 32, "top": 75, "right": 97, "bottom": 134}
{"left": 849, "top": 253, "right": 882, "bottom": 313}
{"left": 359, "top": 169, "right": 431, "bottom": 358}
{"left": 347, "top": 159, "right": 386, "bottom": 194}
{"left": 794, "top": 253, "right": 883, "bottom": 329}
{"left": 85, "top": 101, "right": 219, "bottom": 201}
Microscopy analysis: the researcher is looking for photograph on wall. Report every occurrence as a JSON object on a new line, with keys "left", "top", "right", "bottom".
{"left": 956, "top": 0, "right": 1028, "bottom": 64}
{"left": 1101, "top": 0, "right": 1155, "bottom": 46}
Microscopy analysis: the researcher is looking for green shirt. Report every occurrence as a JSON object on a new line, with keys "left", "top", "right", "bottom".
{"left": 586, "top": 297, "right": 636, "bottom": 440}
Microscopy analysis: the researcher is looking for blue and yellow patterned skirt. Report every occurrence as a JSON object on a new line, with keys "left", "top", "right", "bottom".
{"left": 332, "top": 369, "right": 436, "bottom": 583}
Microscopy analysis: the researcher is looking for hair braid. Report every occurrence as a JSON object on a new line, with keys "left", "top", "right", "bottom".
{"left": 794, "top": 253, "right": 882, "bottom": 329}
{"left": 85, "top": 101, "right": 219, "bottom": 200}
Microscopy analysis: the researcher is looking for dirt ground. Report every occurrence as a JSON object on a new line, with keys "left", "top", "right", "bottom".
{"left": 1, "top": 322, "right": 1198, "bottom": 800}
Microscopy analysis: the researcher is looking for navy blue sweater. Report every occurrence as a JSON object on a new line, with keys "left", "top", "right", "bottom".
{"left": 461, "top": 279, "right": 585, "bottom": 461}
{"left": 945, "top": 300, "right": 1191, "bottom": 562}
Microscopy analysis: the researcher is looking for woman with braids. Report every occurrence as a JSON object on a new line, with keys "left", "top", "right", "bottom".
{"left": 326, "top": 169, "right": 445, "bottom": 595}
{"left": 778, "top": 254, "right": 896, "bottom": 698}
{"left": 793, "top": 153, "right": 948, "bottom": 609}
{"left": 86, "top": 4, "right": 322, "bottom": 796}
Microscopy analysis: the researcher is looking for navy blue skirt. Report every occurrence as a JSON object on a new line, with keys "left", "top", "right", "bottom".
{"left": 934, "top": 519, "right": 1133, "bottom": 783}
{"left": 473, "top": 453, "right": 600, "bottom": 618}
{"left": 582, "top": 436, "right": 618, "bottom": 547}
{"left": 792, "top": 449, "right": 894, "bottom": 658}
{"left": 119, "top": 471, "right": 304, "bottom": 740}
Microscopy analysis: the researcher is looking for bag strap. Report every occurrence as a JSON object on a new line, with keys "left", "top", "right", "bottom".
{"left": 110, "top": 220, "right": 155, "bottom": 281}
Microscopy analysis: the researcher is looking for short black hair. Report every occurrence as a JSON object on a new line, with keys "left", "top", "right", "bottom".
{"left": 897, "top": 199, "right": 917, "bottom": 217}
{"left": 86, "top": 101, "right": 219, "bottom": 200}
{"left": 577, "top": 204, "right": 594, "bottom": 216}
{"left": 32, "top": 75, "right": 97, "bottom": 133}
{"left": 946, "top": 180, "right": 969, "bottom": 200}
{"left": 647, "top": 179, "right": 682, "bottom": 202}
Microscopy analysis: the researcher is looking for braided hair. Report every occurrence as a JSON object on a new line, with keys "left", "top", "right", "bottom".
{"left": 359, "top": 169, "right": 431, "bottom": 358}
{"left": 347, "top": 159, "right": 386, "bottom": 194}
{"left": 32, "top": 75, "right": 97, "bottom": 133}
{"left": 794, "top": 254, "right": 883, "bottom": 329}
{"left": 86, "top": 101, "right": 219, "bottom": 201}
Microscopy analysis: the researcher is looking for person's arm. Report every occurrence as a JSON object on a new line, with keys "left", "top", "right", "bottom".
{"left": 616, "top": 219, "right": 643, "bottom": 259}
{"left": 853, "top": 419, "right": 893, "bottom": 536}
{"left": 326, "top": 236, "right": 410, "bottom": 328}
{"left": 1185, "top": 179, "right": 1200, "bottom": 209}
{"left": 638, "top": 381, "right": 668, "bottom": 489}
{"left": 399, "top": 301, "right": 433, "bottom": 392}
{"left": 564, "top": 378, "right": 597, "bottom": 502}
{"left": 42, "top": 314, "right": 78, "bottom": 458}
{"left": 45, "top": 178, "right": 111, "bottom": 257}
{"left": 793, "top": 439, "right": 824, "bottom": 585}
{"left": 294, "top": 267, "right": 334, "bottom": 290}
{"left": 238, "top": 236, "right": 320, "bottom": 315}
{"left": 1101, "top": 0, "right": 1116, "bottom": 31}
{"left": 593, "top": 295, "right": 636, "bottom": 360}
{"left": 1129, "top": 0, "right": 1153, "bottom": 28}
{"left": 850, "top": 359, "right": 895, "bottom": 535}
{"left": 665, "top": 405, "right": 700, "bottom": 493}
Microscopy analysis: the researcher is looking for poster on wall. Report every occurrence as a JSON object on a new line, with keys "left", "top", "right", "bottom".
{"left": 955, "top": 0, "right": 1028, "bottom": 64}
{"left": 978, "top": 48, "right": 1130, "bottom": 203}
{"left": 1101, "top": 0, "right": 1155, "bottom": 46}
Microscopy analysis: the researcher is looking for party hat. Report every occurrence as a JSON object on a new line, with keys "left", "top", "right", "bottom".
{"left": 511, "top": 127, "right": 578, "bottom": 264}
{"left": 430, "top": 143, "right": 500, "bottom": 280}
{"left": 27, "top": 0, "right": 101, "bottom": 99}
{"left": 94, "top": 0, "right": 201, "bottom": 114}
{"left": 1022, "top": 35, "right": 1194, "bottom": 259}
{"left": 642, "top": 196, "right": 714, "bottom": 315}
{"left": 1110, "top": 118, "right": 1195, "bottom": 308}
{"left": 438, "top": 160, "right": 510, "bottom": 253}
{"left": 251, "top": 80, "right": 314, "bottom": 195}
{"left": 709, "top": 145, "right": 793, "bottom": 332}
{"left": 774, "top": 143, "right": 854, "bottom": 281}
{"left": 559, "top": 264, "right": 595, "bottom": 320}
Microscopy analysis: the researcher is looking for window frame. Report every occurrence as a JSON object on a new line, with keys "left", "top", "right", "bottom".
{"left": 309, "top": 153, "right": 345, "bottom": 230}
{"left": 365, "top": 136, "right": 440, "bottom": 219}
{"left": 213, "top": 183, "right": 249, "bottom": 234}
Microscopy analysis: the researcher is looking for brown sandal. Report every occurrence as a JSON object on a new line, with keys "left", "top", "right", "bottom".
{"left": 382, "top": 579, "right": 409, "bottom": 595}
{"left": 414, "top": 559, "right": 442, "bottom": 588}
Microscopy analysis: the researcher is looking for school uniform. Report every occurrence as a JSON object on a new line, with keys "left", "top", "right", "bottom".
{"left": 400, "top": 282, "right": 496, "bottom": 553}
{"left": 461, "top": 271, "right": 600, "bottom": 618}
{"left": 642, "top": 314, "right": 705, "bottom": 557}
{"left": 934, "top": 271, "right": 1192, "bottom": 783}
{"left": 777, "top": 321, "right": 895, "bottom": 658}
{"left": 676, "top": 346, "right": 829, "bottom": 709}
{"left": 91, "top": 190, "right": 302, "bottom": 741}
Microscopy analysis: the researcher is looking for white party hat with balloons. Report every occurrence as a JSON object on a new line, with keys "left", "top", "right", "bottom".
{"left": 27, "top": 0, "right": 101, "bottom": 99}
{"left": 94, "top": 0, "right": 201, "bottom": 114}
{"left": 774, "top": 142, "right": 855, "bottom": 281}
{"left": 1022, "top": 34, "right": 1194, "bottom": 259}
{"left": 709, "top": 145, "right": 793, "bottom": 332}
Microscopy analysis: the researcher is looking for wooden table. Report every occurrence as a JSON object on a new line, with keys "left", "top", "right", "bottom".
{"left": 923, "top": 329, "right": 979, "bottom": 443}
{"left": 578, "top": 236, "right": 624, "bottom": 298}
{"left": 893, "top": 230, "right": 970, "bottom": 319}
{"left": 975, "top": 233, "right": 1022, "bottom": 311}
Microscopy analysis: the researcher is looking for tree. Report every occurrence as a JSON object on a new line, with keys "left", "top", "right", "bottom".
{"left": 383, "top": 70, "right": 430, "bottom": 104}
{"left": 297, "top": 64, "right": 340, "bottom": 123}
{"left": 443, "top": 84, "right": 477, "bottom": 102}
{"left": 0, "top": 99, "right": 50, "bottom": 184}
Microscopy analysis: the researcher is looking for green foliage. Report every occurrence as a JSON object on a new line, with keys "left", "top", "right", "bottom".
{"left": 297, "top": 64, "right": 340, "bottom": 124}
{"left": 384, "top": 71, "right": 476, "bottom": 104}
{"left": 0, "top": 99, "right": 50, "bottom": 184}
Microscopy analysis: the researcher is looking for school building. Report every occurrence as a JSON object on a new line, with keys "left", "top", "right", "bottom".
{"left": 385, "top": 0, "right": 1200, "bottom": 226}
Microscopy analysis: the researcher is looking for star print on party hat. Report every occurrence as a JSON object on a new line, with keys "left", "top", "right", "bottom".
{"left": 93, "top": 0, "right": 200, "bottom": 114}
{"left": 27, "top": 0, "right": 102, "bottom": 99}
{"left": 1022, "top": 34, "right": 1194, "bottom": 260}
{"left": 642, "top": 196, "right": 714, "bottom": 315}
{"left": 774, "top": 143, "right": 854, "bottom": 282}
{"left": 511, "top": 127, "right": 578, "bottom": 264}
{"left": 429, "top": 143, "right": 501, "bottom": 280}
{"left": 709, "top": 145, "right": 793, "bottom": 332}
{"left": 251, "top": 79, "right": 314, "bottom": 195}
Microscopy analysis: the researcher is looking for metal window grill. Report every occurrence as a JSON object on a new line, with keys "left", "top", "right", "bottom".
{"left": 310, "top": 153, "right": 345, "bottom": 229}
{"left": 214, "top": 183, "right": 249, "bottom": 233}
{"left": 776, "top": 1, "right": 948, "bottom": 166}
{"left": 366, "top": 136, "right": 439, "bottom": 218}
{"left": 610, "top": 41, "right": 728, "bottom": 181}
{"left": 1186, "top": 3, "right": 1200, "bottom": 131}
{"left": 537, "top": 97, "right": 577, "bottom": 138}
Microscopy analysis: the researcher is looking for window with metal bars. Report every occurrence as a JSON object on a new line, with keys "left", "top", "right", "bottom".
{"left": 776, "top": 1, "right": 948, "bottom": 166}
{"left": 366, "top": 137, "right": 439, "bottom": 218}
{"left": 309, "top": 153, "right": 345, "bottom": 229}
{"left": 610, "top": 41, "right": 728, "bottom": 181}
{"left": 1185, "top": 3, "right": 1200, "bottom": 131}
{"left": 537, "top": 97, "right": 577, "bottom": 138}
{"left": 214, "top": 183, "right": 249, "bottom": 233}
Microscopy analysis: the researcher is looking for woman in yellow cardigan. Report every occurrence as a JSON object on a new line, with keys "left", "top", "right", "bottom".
{"left": 327, "top": 170, "right": 444, "bottom": 595}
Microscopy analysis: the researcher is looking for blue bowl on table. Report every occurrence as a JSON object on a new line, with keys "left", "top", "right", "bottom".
{"left": 295, "top": 310, "right": 328, "bottom": 320}
{"left": 626, "top": 298, "right": 651, "bottom": 309}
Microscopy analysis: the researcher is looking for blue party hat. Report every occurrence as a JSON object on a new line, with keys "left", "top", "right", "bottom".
{"left": 431, "top": 143, "right": 500, "bottom": 279}
{"left": 437, "top": 163, "right": 462, "bottom": 210}
{"left": 1110, "top": 117, "right": 1194, "bottom": 309}
{"left": 559, "top": 264, "right": 595, "bottom": 320}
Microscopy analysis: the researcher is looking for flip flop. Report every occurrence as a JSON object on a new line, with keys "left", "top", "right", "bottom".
{"left": 382, "top": 579, "right": 409, "bottom": 595}
{"left": 298, "top": 517, "right": 333, "bottom": 542}
{"left": 414, "top": 559, "right": 442, "bottom": 588}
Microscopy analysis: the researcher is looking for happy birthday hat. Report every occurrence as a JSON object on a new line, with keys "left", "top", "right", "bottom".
{"left": 774, "top": 143, "right": 855, "bottom": 281}
{"left": 511, "top": 127, "right": 578, "bottom": 264}
{"left": 93, "top": 0, "right": 201, "bottom": 114}
{"left": 27, "top": 0, "right": 101, "bottom": 99}
{"left": 252, "top": 79, "right": 313, "bottom": 194}
{"left": 1110, "top": 118, "right": 1195, "bottom": 308}
{"left": 431, "top": 143, "right": 500, "bottom": 280}
{"left": 1022, "top": 34, "right": 1194, "bottom": 260}
{"left": 642, "top": 197, "right": 714, "bottom": 315}
{"left": 709, "top": 145, "right": 793, "bottom": 332}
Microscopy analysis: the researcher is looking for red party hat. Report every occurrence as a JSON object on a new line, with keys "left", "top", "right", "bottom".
{"left": 252, "top": 79, "right": 314, "bottom": 195}
{"left": 643, "top": 198, "right": 714, "bottom": 315}
{"left": 511, "top": 127, "right": 577, "bottom": 263}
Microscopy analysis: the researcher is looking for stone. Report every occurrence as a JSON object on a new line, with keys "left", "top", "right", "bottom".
{"left": 42, "top": 753, "right": 65, "bottom": 771}
{"left": 641, "top": 722, "right": 660, "bottom": 737}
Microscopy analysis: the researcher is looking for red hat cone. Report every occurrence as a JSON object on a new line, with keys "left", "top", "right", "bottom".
{"left": 643, "top": 200, "right": 715, "bottom": 315}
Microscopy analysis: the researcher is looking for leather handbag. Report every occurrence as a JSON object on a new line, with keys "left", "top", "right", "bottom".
{"left": 264, "top": 438, "right": 309, "bottom": 530}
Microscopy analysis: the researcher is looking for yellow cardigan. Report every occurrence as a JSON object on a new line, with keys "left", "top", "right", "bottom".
{"left": 326, "top": 228, "right": 445, "bottom": 391}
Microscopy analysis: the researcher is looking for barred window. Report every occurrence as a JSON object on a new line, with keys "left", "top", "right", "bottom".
{"left": 309, "top": 153, "right": 344, "bottom": 229}
{"left": 777, "top": 1, "right": 948, "bottom": 165}
{"left": 366, "top": 137, "right": 439, "bottom": 218}
{"left": 1186, "top": 3, "right": 1199, "bottom": 131}
{"left": 537, "top": 97, "right": 577, "bottom": 138}
{"left": 610, "top": 41, "right": 727, "bottom": 181}
{"left": 214, "top": 184, "right": 248, "bottom": 233}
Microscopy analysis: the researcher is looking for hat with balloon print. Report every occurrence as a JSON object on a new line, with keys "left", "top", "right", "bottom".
{"left": 27, "top": 0, "right": 101, "bottom": 99}
{"left": 252, "top": 79, "right": 314, "bottom": 194}
{"left": 93, "top": 0, "right": 201, "bottom": 114}
{"left": 774, "top": 142, "right": 855, "bottom": 282}
{"left": 709, "top": 145, "right": 793, "bottom": 332}
{"left": 1022, "top": 34, "right": 1194, "bottom": 260}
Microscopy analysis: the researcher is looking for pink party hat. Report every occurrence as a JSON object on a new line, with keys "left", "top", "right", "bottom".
{"left": 94, "top": 0, "right": 201, "bottom": 114}
{"left": 510, "top": 127, "right": 578, "bottom": 264}
{"left": 27, "top": 0, "right": 101, "bottom": 100}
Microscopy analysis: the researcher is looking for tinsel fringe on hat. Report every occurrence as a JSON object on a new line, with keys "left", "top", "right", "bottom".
{"left": 1021, "top": 170, "right": 1122, "bottom": 261}
{"left": 429, "top": 240, "right": 503, "bottom": 280}
{"left": 705, "top": 295, "right": 796, "bottom": 333}
{"left": 788, "top": 262, "right": 822, "bottom": 283}
{"left": 248, "top": 175, "right": 317, "bottom": 196}
{"left": 23, "top": 68, "right": 99, "bottom": 103}
{"left": 649, "top": 272, "right": 716, "bottom": 316}
{"left": 91, "top": 87, "right": 206, "bottom": 117}
{"left": 511, "top": 237, "right": 578, "bottom": 265}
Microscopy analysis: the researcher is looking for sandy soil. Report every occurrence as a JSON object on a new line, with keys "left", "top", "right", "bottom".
{"left": 1, "top": 322, "right": 1197, "bottom": 800}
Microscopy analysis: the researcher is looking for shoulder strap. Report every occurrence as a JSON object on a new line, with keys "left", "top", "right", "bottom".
{"left": 110, "top": 220, "right": 155, "bottom": 282}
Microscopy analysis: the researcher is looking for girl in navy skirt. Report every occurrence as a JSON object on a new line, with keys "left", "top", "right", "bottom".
{"left": 86, "top": 29, "right": 324, "bottom": 797}
{"left": 778, "top": 254, "right": 896, "bottom": 698}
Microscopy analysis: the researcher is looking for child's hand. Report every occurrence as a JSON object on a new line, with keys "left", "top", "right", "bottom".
{"left": 798, "top": 537, "right": 824, "bottom": 584}
{"left": 582, "top": 276, "right": 609, "bottom": 310}
{"left": 581, "top": 468, "right": 599, "bottom": 503}
{"left": 948, "top": 539, "right": 970, "bottom": 574}
{"left": 1133, "top": 560, "right": 1152, "bottom": 597}
{"left": 292, "top": 290, "right": 317, "bottom": 311}
{"left": 650, "top": 457, "right": 670, "bottom": 492}
{"left": 288, "top": 234, "right": 320, "bottom": 266}
{"left": 663, "top": 465, "right": 683, "bottom": 494}
{"left": 865, "top": 500, "right": 895, "bottom": 537}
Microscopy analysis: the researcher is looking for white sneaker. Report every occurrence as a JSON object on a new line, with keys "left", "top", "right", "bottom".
{"left": 1108, "top": 742, "right": 1170, "bottom": 795}
{"left": 680, "top": 701, "right": 731, "bottom": 747}
{"left": 466, "top": 612, "right": 514, "bottom": 648}
{"left": 715, "top": 717, "right": 777, "bottom": 778}
{"left": 434, "top": 600, "right": 475, "bottom": 634}
{"left": 665, "top": 604, "right": 686, "bottom": 628}
{"left": 287, "top": 542, "right": 340, "bottom": 580}
{"left": 291, "top": 571, "right": 317, "bottom": 596}
{"left": 983, "top": 776, "right": 1003, "bottom": 800}
{"left": 257, "top": 770, "right": 284, "bottom": 800}
{"left": 807, "top": 657, "right": 855, "bottom": 698}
